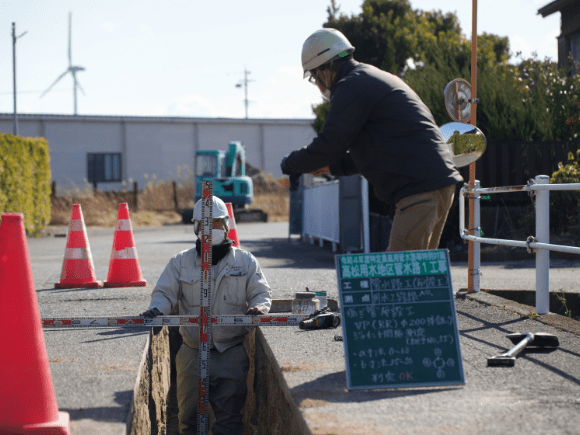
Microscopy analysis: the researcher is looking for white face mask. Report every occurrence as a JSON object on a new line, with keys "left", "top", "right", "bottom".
{"left": 211, "top": 229, "right": 225, "bottom": 245}
{"left": 195, "top": 220, "right": 227, "bottom": 245}
{"left": 318, "top": 70, "right": 331, "bottom": 101}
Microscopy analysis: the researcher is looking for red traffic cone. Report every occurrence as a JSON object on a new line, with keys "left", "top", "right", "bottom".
{"left": 55, "top": 204, "right": 103, "bottom": 288}
{"left": 104, "top": 203, "right": 146, "bottom": 287}
{"left": 225, "top": 203, "right": 240, "bottom": 247}
{"left": 0, "top": 213, "right": 70, "bottom": 434}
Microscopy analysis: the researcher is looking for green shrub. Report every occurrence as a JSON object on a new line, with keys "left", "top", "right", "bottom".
{"left": 550, "top": 150, "right": 580, "bottom": 234}
{"left": 0, "top": 133, "right": 52, "bottom": 235}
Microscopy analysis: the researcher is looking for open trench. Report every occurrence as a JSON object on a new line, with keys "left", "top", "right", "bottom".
{"left": 128, "top": 322, "right": 310, "bottom": 435}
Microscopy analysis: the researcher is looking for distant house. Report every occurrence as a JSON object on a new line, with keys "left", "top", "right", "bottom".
{"left": 538, "top": 0, "right": 580, "bottom": 72}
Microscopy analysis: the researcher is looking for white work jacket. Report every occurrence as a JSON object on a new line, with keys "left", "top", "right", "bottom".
{"left": 148, "top": 245, "right": 272, "bottom": 352}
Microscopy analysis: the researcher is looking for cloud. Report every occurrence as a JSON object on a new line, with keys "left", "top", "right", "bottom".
{"left": 510, "top": 31, "right": 558, "bottom": 61}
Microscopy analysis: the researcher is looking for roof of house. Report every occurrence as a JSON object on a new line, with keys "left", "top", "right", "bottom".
{"left": 538, "top": 0, "right": 579, "bottom": 17}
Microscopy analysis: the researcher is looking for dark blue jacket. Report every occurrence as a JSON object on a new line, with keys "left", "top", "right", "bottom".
{"left": 284, "top": 60, "right": 463, "bottom": 206}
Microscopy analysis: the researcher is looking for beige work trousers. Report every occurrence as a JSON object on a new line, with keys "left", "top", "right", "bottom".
{"left": 387, "top": 184, "right": 456, "bottom": 252}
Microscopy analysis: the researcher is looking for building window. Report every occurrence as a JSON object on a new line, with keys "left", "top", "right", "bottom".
{"left": 87, "top": 153, "right": 122, "bottom": 183}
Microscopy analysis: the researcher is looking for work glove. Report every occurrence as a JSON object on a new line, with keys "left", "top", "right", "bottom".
{"left": 245, "top": 307, "right": 264, "bottom": 316}
{"left": 289, "top": 174, "right": 301, "bottom": 192}
{"left": 140, "top": 307, "right": 163, "bottom": 318}
{"left": 280, "top": 156, "right": 292, "bottom": 175}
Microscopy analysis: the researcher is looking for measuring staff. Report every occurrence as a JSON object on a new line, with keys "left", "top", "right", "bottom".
{"left": 140, "top": 194, "right": 271, "bottom": 435}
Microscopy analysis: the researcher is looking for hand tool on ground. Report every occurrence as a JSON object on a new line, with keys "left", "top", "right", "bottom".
{"left": 487, "top": 332, "right": 559, "bottom": 367}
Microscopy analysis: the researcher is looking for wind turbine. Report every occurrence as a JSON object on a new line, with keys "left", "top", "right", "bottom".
{"left": 41, "top": 12, "right": 85, "bottom": 115}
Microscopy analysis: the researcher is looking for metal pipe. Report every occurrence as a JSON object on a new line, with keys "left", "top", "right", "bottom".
{"left": 535, "top": 175, "right": 550, "bottom": 314}
{"left": 361, "top": 177, "right": 370, "bottom": 254}
{"left": 459, "top": 183, "right": 580, "bottom": 256}
{"left": 528, "top": 183, "right": 580, "bottom": 191}
{"left": 12, "top": 23, "right": 17, "bottom": 136}
{"left": 460, "top": 233, "right": 580, "bottom": 254}
{"left": 472, "top": 180, "right": 481, "bottom": 292}
{"left": 463, "top": 183, "right": 580, "bottom": 194}
{"left": 459, "top": 186, "right": 466, "bottom": 238}
{"left": 11, "top": 23, "right": 28, "bottom": 135}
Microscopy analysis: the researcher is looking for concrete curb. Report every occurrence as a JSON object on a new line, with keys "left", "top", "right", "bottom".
{"left": 456, "top": 289, "right": 580, "bottom": 337}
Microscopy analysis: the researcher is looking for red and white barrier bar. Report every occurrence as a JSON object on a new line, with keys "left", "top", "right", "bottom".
{"left": 41, "top": 314, "right": 306, "bottom": 328}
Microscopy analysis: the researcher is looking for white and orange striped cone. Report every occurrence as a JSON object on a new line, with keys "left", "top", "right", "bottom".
{"left": 55, "top": 204, "right": 103, "bottom": 288}
{"left": 225, "top": 203, "right": 240, "bottom": 247}
{"left": 104, "top": 203, "right": 146, "bottom": 287}
{"left": 1, "top": 213, "right": 70, "bottom": 434}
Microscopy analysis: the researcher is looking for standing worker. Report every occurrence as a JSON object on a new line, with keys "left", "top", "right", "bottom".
{"left": 141, "top": 196, "right": 271, "bottom": 435}
{"left": 281, "top": 28, "right": 464, "bottom": 251}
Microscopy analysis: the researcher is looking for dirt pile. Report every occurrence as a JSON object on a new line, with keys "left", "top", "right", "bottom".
{"left": 245, "top": 163, "right": 290, "bottom": 222}
{"left": 246, "top": 162, "right": 289, "bottom": 194}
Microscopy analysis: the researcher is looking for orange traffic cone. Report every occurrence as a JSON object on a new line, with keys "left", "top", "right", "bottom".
{"left": 55, "top": 204, "right": 102, "bottom": 288}
{"left": 0, "top": 213, "right": 70, "bottom": 434}
{"left": 104, "top": 203, "right": 146, "bottom": 287}
{"left": 225, "top": 203, "right": 240, "bottom": 247}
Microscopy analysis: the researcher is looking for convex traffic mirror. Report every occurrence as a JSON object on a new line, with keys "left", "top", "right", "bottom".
{"left": 439, "top": 122, "right": 487, "bottom": 168}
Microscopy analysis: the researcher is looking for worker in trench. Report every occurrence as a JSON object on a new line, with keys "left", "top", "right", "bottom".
{"left": 281, "top": 28, "right": 464, "bottom": 251}
{"left": 141, "top": 195, "right": 272, "bottom": 435}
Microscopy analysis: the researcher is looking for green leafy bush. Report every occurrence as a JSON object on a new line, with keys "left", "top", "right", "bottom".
{"left": 550, "top": 150, "right": 580, "bottom": 234}
{"left": 0, "top": 133, "right": 52, "bottom": 235}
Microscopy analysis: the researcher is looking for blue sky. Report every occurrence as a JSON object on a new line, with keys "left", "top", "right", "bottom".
{"left": 0, "top": 0, "right": 560, "bottom": 119}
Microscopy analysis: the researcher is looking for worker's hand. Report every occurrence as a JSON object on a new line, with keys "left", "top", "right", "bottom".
{"left": 310, "top": 166, "right": 331, "bottom": 176}
{"left": 140, "top": 307, "right": 162, "bottom": 318}
{"left": 280, "top": 156, "right": 293, "bottom": 175}
{"left": 246, "top": 307, "right": 264, "bottom": 316}
{"left": 289, "top": 174, "right": 301, "bottom": 192}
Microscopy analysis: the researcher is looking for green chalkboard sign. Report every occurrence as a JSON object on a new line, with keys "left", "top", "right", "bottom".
{"left": 335, "top": 249, "right": 464, "bottom": 389}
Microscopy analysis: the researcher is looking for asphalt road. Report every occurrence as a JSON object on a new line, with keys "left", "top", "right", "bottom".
{"left": 24, "top": 221, "right": 580, "bottom": 434}
{"left": 32, "top": 222, "right": 580, "bottom": 302}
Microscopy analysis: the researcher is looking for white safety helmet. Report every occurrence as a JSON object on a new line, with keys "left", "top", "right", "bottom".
{"left": 192, "top": 196, "right": 230, "bottom": 235}
{"left": 301, "top": 28, "right": 355, "bottom": 79}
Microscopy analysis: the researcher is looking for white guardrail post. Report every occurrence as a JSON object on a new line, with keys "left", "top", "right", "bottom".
{"left": 535, "top": 175, "right": 550, "bottom": 314}
{"left": 472, "top": 180, "right": 481, "bottom": 292}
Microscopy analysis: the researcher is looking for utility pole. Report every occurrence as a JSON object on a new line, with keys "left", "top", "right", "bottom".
{"left": 235, "top": 66, "right": 253, "bottom": 119}
{"left": 12, "top": 22, "right": 28, "bottom": 136}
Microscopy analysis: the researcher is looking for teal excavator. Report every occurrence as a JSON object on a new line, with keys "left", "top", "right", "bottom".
{"left": 182, "top": 141, "right": 266, "bottom": 223}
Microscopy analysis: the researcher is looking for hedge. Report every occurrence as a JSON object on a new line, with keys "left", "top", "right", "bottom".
{"left": 0, "top": 132, "right": 52, "bottom": 235}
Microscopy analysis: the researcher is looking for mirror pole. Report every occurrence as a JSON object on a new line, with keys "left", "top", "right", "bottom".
{"left": 468, "top": 0, "right": 479, "bottom": 292}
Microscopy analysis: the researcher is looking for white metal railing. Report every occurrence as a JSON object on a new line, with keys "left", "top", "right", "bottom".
{"left": 459, "top": 174, "right": 580, "bottom": 314}
{"left": 303, "top": 180, "right": 340, "bottom": 251}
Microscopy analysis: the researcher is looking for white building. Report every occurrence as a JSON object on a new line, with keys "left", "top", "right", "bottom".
{"left": 0, "top": 113, "right": 316, "bottom": 191}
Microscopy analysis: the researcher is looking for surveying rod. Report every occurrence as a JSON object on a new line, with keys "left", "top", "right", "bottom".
{"left": 197, "top": 179, "right": 213, "bottom": 434}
